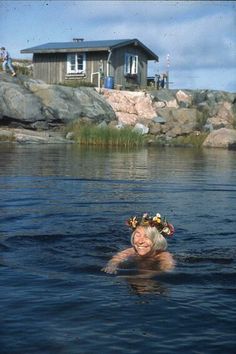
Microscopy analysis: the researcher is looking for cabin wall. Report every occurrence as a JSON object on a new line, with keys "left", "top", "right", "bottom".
{"left": 86, "top": 52, "right": 108, "bottom": 86}
{"left": 111, "top": 45, "right": 148, "bottom": 88}
{"left": 33, "top": 53, "right": 66, "bottom": 84}
{"left": 33, "top": 52, "right": 109, "bottom": 85}
{"left": 33, "top": 45, "right": 149, "bottom": 88}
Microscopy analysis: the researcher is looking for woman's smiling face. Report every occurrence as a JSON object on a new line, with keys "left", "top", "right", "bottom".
{"left": 133, "top": 226, "right": 154, "bottom": 256}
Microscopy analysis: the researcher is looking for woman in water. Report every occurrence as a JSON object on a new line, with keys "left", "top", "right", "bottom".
{"left": 102, "top": 212, "right": 175, "bottom": 275}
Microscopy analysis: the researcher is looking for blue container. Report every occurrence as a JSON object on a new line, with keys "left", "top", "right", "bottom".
{"left": 104, "top": 76, "right": 114, "bottom": 89}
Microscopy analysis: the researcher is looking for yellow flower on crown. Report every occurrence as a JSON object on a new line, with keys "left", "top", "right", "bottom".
{"left": 130, "top": 216, "right": 138, "bottom": 229}
{"left": 126, "top": 212, "right": 175, "bottom": 237}
{"left": 141, "top": 213, "right": 150, "bottom": 226}
{"left": 162, "top": 226, "right": 171, "bottom": 235}
{"left": 153, "top": 213, "right": 161, "bottom": 223}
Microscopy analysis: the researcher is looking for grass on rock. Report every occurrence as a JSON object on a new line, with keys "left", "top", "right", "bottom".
{"left": 65, "top": 122, "right": 145, "bottom": 147}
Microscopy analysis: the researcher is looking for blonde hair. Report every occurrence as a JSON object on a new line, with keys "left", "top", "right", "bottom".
{"left": 131, "top": 226, "right": 167, "bottom": 251}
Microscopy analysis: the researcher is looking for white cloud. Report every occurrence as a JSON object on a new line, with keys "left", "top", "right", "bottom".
{"left": 62, "top": 1, "right": 236, "bottom": 73}
{"left": 1, "top": 0, "right": 235, "bottom": 91}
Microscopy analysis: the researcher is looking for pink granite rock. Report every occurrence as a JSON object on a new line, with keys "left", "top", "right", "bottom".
{"left": 203, "top": 128, "right": 236, "bottom": 148}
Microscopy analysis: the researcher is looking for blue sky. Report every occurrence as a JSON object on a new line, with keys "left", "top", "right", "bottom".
{"left": 0, "top": 0, "right": 235, "bottom": 92}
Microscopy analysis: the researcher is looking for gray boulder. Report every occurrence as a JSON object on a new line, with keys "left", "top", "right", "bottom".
{"left": 152, "top": 116, "right": 166, "bottom": 124}
{"left": 149, "top": 122, "right": 162, "bottom": 135}
{"left": 156, "top": 107, "right": 198, "bottom": 137}
{"left": 150, "top": 89, "right": 176, "bottom": 103}
{"left": 0, "top": 73, "right": 116, "bottom": 129}
{"left": 0, "top": 75, "right": 45, "bottom": 127}
{"left": 0, "top": 127, "right": 73, "bottom": 144}
{"left": 132, "top": 123, "right": 149, "bottom": 135}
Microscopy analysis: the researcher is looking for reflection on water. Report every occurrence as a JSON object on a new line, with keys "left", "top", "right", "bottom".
{"left": 1, "top": 144, "right": 236, "bottom": 181}
{"left": 0, "top": 144, "right": 235, "bottom": 354}
{"left": 121, "top": 276, "right": 169, "bottom": 296}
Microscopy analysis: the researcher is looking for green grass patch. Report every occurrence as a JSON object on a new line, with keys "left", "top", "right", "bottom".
{"left": 65, "top": 122, "right": 144, "bottom": 147}
{"left": 60, "top": 80, "right": 96, "bottom": 88}
{"left": 0, "top": 132, "right": 16, "bottom": 142}
{"left": 15, "top": 65, "right": 32, "bottom": 76}
{"left": 168, "top": 133, "right": 209, "bottom": 148}
{"left": 196, "top": 110, "right": 209, "bottom": 130}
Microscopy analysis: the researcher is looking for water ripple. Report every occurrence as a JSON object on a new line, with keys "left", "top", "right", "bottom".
{"left": 1, "top": 145, "right": 236, "bottom": 354}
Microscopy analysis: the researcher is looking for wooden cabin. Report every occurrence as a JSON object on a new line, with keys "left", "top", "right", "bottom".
{"left": 21, "top": 38, "right": 159, "bottom": 89}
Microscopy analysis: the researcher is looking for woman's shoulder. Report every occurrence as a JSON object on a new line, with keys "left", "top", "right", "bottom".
{"left": 154, "top": 251, "right": 175, "bottom": 271}
{"left": 155, "top": 250, "right": 173, "bottom": 259}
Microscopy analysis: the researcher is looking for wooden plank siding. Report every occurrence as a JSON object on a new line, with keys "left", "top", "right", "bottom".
{"left": 86, "top": 52, "right": 108, "bottom": 86}
{"left": 33, "top": 53, "right": 66, "bottom": 84}
{"left": 112, "top": 45, "right": 148, "bottom": 88}
{"left": 33, "top": 52, "right": 108, "bottom": 85}
{"left": 33, "top": 44, "right": 149, "bottom": 87}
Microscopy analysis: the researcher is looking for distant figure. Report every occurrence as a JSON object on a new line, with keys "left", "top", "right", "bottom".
{"left": 102, "top": 212, "right": 175, "bottom": 275}
{"left": 160, "top": 73, "right": 166, "bottom": 88}
{"left": 1, "top": 47, "right": 16, "bottom": 77}
{"left": 154, "top": 74, "right": 160, "bottom": 90}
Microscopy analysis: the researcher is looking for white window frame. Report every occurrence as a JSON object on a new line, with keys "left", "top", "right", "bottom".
{"left": 67, "top": 53, "right": 86, "bottom": 74}
{"left": 124, "top": 53, "right": 138, "bottom": 75}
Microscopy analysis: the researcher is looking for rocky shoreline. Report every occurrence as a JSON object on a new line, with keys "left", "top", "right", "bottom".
{"left": 0, "top": 72, "right": 236, "bottom": 148}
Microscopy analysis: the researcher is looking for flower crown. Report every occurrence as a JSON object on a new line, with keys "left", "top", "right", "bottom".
{"left": 126, "top": 213, "right": 175, "bottom": 237}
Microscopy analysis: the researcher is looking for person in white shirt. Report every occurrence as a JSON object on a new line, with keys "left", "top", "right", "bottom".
{"left": 1, "top": 46, "right": 16, "bottom": 77}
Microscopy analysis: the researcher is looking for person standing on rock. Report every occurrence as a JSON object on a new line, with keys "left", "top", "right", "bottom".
{"left": 160, "top": 73, "right": 166, "bottom": 89}
{"left": 1, "top": 47, "right": 16, "bottom": 77}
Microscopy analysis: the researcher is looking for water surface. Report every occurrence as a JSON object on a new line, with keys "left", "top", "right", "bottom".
{"left": 0, "top": 144, "right": 235, "bottom": 354}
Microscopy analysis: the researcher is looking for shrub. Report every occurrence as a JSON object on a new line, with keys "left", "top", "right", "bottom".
{"left": 168, "top": 133, "right": 209, "bottom": 148}
{"left": 15, "top": 65, "right": 32, "bottom": 76}
{"left": 196, "top": 110, "right": 209, "bottom": 130}
{"left": 13, "top": 59, "right": 33, "bottom": 76}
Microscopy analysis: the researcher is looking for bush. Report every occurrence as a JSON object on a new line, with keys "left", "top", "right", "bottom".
{"left": 168, "top": 133, "right": 209, "bottom": 148}
{"left": 13, "top": 60, "right": 33, "bottom": 76}
{"left": 15, "top": 65, "right": 32, "bottom": 76}
{"left": 196, "top": 110, "right": 209, "bottom": 130}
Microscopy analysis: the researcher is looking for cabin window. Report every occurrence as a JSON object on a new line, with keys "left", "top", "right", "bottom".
{"left": 124, "top": 53, "right": 138, "bottom": 75}
{"left": 67, "top": 53, "right": 86, "bottom": 74}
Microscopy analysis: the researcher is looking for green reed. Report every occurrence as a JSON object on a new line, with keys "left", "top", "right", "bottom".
{"left": 59, "top": 80, "right": 95, "bottom": 88}
{"left": 168, "top": 132, "right": 209, "bottom": 148}
{"left": 65, "top": 123, "right": 144, "bottom": 147}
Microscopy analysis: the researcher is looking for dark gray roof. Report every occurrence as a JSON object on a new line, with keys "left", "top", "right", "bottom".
{"left": 21, "top": 39, "right": 159, "bottom": 61}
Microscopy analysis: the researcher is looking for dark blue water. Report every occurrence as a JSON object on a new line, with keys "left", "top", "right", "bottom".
{"left": 0, "top": 144, "right": 235, "bottom": 354}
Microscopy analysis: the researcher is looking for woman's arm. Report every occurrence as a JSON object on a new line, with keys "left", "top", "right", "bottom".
{"left": 102, "top": 247, "right": 135, "bottom": 274}
{"left": 156, "top": 251, "right": 175, "bottom": 271}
